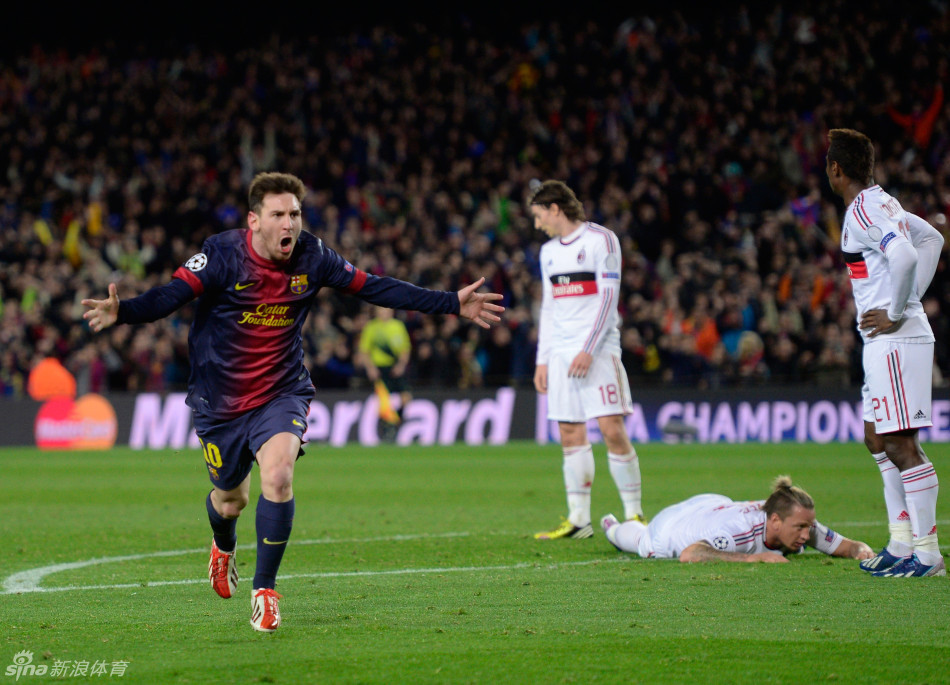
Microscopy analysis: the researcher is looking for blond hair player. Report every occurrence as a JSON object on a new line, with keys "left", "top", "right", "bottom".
{"left": 601, "top": 476, "right": 874, "bottom": 563}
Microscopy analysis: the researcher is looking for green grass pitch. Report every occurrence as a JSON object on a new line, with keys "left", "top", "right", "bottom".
{"left": 1, "top": 441, "right": 948, "bottom": 684}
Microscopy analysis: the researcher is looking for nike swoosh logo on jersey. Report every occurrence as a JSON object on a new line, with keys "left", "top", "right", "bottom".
{"left": 262, "top": 538, "right": 288, "bottom": 545}
{"left": 235, "top": 282, "right": 256, "bottom": 290}
{"left": 292, "top": 419, "right": 305, "bottom": 428}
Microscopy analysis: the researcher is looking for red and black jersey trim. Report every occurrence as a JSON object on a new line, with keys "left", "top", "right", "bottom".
{"left": 344, "top": 268, "right": 368, "bottom": 293}
{"left": 842, "top": 251, "right": 868, "bottom": 279}
{"left": 550, "top": 271, "right": 598, "bottom": 299}
{"left": 173, "top": 265, "right": 205, "bottom": 294}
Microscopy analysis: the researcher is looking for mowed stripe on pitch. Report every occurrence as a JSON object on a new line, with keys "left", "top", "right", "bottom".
{"left": 5, "top": 523, "right": 950, "bottom": 595}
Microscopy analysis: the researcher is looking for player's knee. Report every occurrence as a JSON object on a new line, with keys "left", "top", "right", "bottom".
{"left": 864, "top": 432, "right": 883, "bottom": 454}
{"left": 261, "top": 463, "right": 295, "bottom": 499}
{"left": 218, "top": 495, "right": 248, "bottom": 518}
{"left": 882, "top": 433, "right": 924, "bottom": 471}
{"left": 600, "top": 422, "right": 631, "bottom": 451}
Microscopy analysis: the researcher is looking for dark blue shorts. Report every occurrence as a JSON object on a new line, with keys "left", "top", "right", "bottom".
{"left": 192, "top": 391, "right": 311, "bottom": 491}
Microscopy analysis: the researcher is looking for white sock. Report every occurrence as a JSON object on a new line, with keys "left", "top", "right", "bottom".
{"left": 874, "top": 452, "right": 913, "bottom": 556}
{"left": 612, "top": 519, "right": 647, "bottom": 555}
{"left": 608, "top": 449, "right": 643, "bottom": 520}
{"left": 900, "top": 462, "right": 941, "bottom": 566}
{"left": 563, "top": 445, "right": 594, "bottom": 527}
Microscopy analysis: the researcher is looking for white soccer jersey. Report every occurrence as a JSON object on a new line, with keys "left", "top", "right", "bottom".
{"left": 841, "top": 185, "right": 934, "bottom": 343}
{"left": 536, "top": 221, "right": 622, "bottom": 364}
{"left": 643, "top": 494, "right": 843, "bottom": 559}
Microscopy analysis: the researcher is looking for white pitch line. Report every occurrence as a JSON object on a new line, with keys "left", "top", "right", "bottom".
{"left": 7, "top": 524, "right": 950, "bottom": 596}
{"left": 3, "top": 558, "right": 629, "bottom": 595}
{"left": 1, "top": 532, "right": 472, "bottom": 595}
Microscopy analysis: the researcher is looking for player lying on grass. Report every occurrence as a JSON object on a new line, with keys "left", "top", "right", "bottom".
{"left": 601, "top": 476, "right": 877, "bottom": 565}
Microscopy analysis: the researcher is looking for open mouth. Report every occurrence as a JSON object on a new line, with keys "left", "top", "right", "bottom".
{"left": 279, "top": 236, "right": 294, "bottom": 253}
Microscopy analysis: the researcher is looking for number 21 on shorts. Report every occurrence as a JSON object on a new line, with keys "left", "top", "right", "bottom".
{"left": 871, "top": 396, "right": 891, "bottom": 423}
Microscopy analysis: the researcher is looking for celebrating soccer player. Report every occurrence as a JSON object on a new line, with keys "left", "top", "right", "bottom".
{"left": 82, "top": 172, "right": 505, "bottom": 631}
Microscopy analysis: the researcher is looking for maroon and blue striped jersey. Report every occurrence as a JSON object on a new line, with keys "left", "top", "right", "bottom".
{"left": 117, "top": 229, "right": 458, "bottom": 419}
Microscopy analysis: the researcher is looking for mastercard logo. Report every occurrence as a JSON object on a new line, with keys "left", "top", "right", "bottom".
{"left": 35, "top": 394, "right": 118, "bottom": 450}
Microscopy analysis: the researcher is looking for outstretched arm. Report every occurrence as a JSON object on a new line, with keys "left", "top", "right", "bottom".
{"left": 81, "top": 283, "right": 120, "bottom": 332}
{"left": 81, "top": 279, "right": 195, "bottom": 331}
{"left": 679, "top": 541, "right": 789, "bottom": 563}
{"left": 457, "top": 277, "right": 505, "bottom": 329}
{"left": 829, "top": 538, "right": 874, "bottom": 560}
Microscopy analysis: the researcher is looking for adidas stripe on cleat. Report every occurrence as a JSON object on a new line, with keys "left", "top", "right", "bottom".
{"left": 871, "top": 554, "right": 946, "bottom": 577}
{"left": 534, "top": 517, "right": 593, "bottom": 540}
{"left": 209, "top": 538, "right": 238, "bottom": 599}
{"left": 250, "top": 588, "right": 283, "bottom": 632}
{"left": 859, "top": 547, "right": 908, "bottom": 573}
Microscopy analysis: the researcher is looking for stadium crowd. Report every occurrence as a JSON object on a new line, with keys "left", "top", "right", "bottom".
{"left": 1, "top": 3, "right": 949, "bottom": 398}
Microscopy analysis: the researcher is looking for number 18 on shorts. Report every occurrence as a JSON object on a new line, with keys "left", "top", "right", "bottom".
{"left": 546, "top": 351, "right": 633, "bottom": 422}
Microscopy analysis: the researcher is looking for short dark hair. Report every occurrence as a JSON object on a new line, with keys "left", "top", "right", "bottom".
{"left": 528, "top": 180, "right": 586, "bottom": 222}
{"left": 762, "top": 475, "right": 815, "bottom": 520}
{"left": 248, "top": 172, "right": 307, "bottom": 214}
{"left": 827, "top": 128, "right": 874, "bottom": 186}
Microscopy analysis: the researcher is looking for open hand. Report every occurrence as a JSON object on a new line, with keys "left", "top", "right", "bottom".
{"left": 457, "top": 277, "right": 505, "bottom": 329}
{"left": 81, "top": 283, "right": 120, "bottom": 332}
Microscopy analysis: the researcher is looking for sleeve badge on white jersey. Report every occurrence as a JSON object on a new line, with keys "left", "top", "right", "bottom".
{"left": 184, "top": 253, "right": 208, "bottom": 272}
{"left": 712, "top": 536, "right": 730, "bottom": 550}
{"left": 879, "top": 232, "right": 898, "bottom": 251}
{"left": 605, "top": 254, "right": 620, "bottom": 270}
{"left": 866, "top": 226, "right": 883, "bottom": 242}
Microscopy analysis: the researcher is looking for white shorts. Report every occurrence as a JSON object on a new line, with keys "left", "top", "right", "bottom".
{"left": 862, "top": 339, "right": 933, "bottom": 434}
{"left": 545, "top": 349, "right": 633, "bottom": 423}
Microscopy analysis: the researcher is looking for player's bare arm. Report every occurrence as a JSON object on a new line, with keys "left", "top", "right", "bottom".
{"left": 831, "top": 538, "right": 875, "bottom": 560}
{"left": 859, "top": 309, "right": 905, "bottom": 337}
{"left": 81, "top": 282, "right": 120, "bottom": 332}
{"left": 457, "top": 277, "right": 505, "bottom": 329}
{"left": 679, "top": 541, "right": 789, "bottom": 564}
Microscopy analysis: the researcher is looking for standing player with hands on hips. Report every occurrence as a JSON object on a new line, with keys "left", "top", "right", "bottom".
{"left": 529, "top": 180, "right": 646, "bottom": 540}
{"left": 826, "top": 129, "right": 945, "bottom": 577}
{"left": 82, "top": 172, "right": 505, "bottom": 631}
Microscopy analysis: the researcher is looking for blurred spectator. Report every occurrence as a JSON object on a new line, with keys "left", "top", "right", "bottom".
{"left": 0, "top": 5, "right": 948, "bottom": 395}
